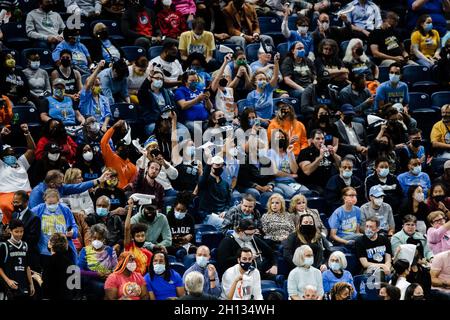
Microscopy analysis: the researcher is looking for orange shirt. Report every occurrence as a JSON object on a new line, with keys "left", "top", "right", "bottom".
{"left": 0, "top": 95, "right": 13, "bottom": 126}
{"left": 267, "top": 118, "right": 309, "bottom": 156}
{"left": 100, "top": 126, "right": 138, "bottom": 189}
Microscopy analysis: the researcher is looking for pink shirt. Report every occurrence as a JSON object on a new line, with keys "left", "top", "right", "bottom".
{"left": 104, "top": 272, "right": 146, "bottom": 300}
{"left": 431, "top": 251, "right": 450, "bottom": 293}
{"left": 427, "top": 226, "right": 450, "bottom": 255}
{"left": 172, "top": 0, "right": 196, "bottom": 16}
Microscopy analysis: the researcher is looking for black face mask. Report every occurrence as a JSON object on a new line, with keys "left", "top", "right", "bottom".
{"left": 443, "top": 116, "right": 450, "bottom": 123}
{"left": 433, "top": 195, "right": 446, "bottom": 203}
{"left": 343, "top": 115, "right": 353, "bottom": 125}
{"left": 42, "top": 4, "right": 52, "bottom": 12}
{"left": 219, "top": 78, "right": 228, "bottom": 87}
{"left": 355, "top": 47, "right": 364, "bottom": 56}
{"left": 239, "top": 261, "right": 252, "bottom": 271}
{"left": 60, "top": 58, "right": 71, "bottom": 68}
{"left": 98, "top": 30, "right": 109, "bottom": 40}
{"left": 118, "top": 148, "right": 129, "bottom": 159}
{"left": 145, "top": 213, "right": 156, "bottom": 223}
{"left": 213, "top": 167, "right": 223, "bottom": 176}
{"left": 300, "top": 224, "right": 316, "bottom": 237}
{"left": 13, "top": 204, "right": 24, "bottom": 212}
{"left": 411, "top": 139, "right": 422, "bottom": 148}
{"left": 278, "top": 139, "right": 287, "bottom": 149}
{"left": 318, "top": 114, "right": 329, "bottom": 123}
{"left": 217, "top": 118, "right": 227, "bottom": 126}
{"left": 411, "top": 295, "right": 425, "bottom": 300}
{"left": 377, "top": 142, "right": 389, "bottom": 151}
{"left": 165, "top": 53, "right": 177, "bottom": 63}
{"left": 135, "top": 240, "right": 145, "bottom": 248}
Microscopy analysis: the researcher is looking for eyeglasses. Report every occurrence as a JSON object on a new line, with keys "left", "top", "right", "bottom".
{"left": 433, "top": 217, "right": 445, "bottom": 224}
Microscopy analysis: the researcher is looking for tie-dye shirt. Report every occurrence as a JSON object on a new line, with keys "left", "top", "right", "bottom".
{"left": 78, "top": 245, "right": 118, "bottom": 274}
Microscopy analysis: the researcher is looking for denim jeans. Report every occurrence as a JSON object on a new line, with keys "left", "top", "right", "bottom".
{"left": 273, "top": 181, "right": 310, "bottom": 200}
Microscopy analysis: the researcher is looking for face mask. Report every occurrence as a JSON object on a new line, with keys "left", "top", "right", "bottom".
{"left": 48, "top": 153, "right": 60, "bottom": 162}
{"left": 30, "top": 61, "right": 40, "bottom": 70}
{"left": 219, "top": 78, "right": 228, "bottom": 88}
{"left": 42, "top": 4, "right": 52, "bottom": 12}
{"left": 411, "top": 165, "right": 421, "bottom": 175}
{"left": 46, "top": 204, "right": 58, "bottom": 212}
{"left": 60, "top": 58, "right": 71, "bottom": 68}
{"left": 411, "top": 140, "right": 422, "bottom": 148}
{"left": 240, "top": 234, "right": 253, "bottom": 242}
{"left": 196, "top": 256, "right": 208, "bottom": 268}
{"left": 189, "top": 81, "right": 198, "bottom": 91}
{"left": 239, "top": 261, "right": 252, "bottom": 271}
{"left": 389, "top": 73, "right": 400, "bottom": 83}
{"left": 433, "top": 195, "right": 446, "bottom": 203}
{"left": 414, "top": 192, "right": 425, "bottom": 202}
{"left": 365, "top": 229, "right": 376, "bottom": 238}
{"left": 134, "top": 240, "right": 145, "bottom": 248}
{"left": 145, "top": 210, "right": 156, "bottom": 222}
{"left": 443, "top": 116, "right": 450, "bottom": 124}
{"left": 165, "top": 53, "right": 177, "bottom": 63}
{"left": 412, "top": 295, "right": 425, "bottom": 300}
{"left": 3, "top": 155, "right": 17, "bottom": 166}
{"left": 13, "top": 204, "right": 24, "bottom": 212}
{"left": 106, "top": 179, "right": 117, "bottom": 187}
{"left": 98, "top": 30, "right": 108, "bottom": 40}
{"left": 342, "top": 169, "right": 352, "bottom": 179}
{"left": 256, "top": 80, "right": 267, "bottom": 89}
{"left": 96, "top": 207, "right": 108, "bottom": 217}
{"left": 217, "top": 117, "right": 227, "bottom": 126}
{"left": 152, "top": 79, "right": 163, "bottom": 89}
{"left": 213, "top": 167, "right": 223, "bottom": 176}
{"left": 303, "top": 257, "right": 314, "bottom": 267}
{"left": 320, "top": 22, "right": 329, "bottom": 31}
{"left": 373, "top": 198, "right": 383, "bottom": 207}
{"left": 318, "top": 114, "right": 329, "bottom": 122}
{"left": 153, "top": 263, "right": 166, "bottom": 274}
{"left": 92, "top": 240, "right": 103, "bottom": 250}
{"left": 355, "top": 47, "right": 364, "bottom": 56}
{"left": 83, "top": 151, "right": 94, "bottom": 162}
{"left": 296, "top": 49, "right": 306, "bottom": 58}
{"left": 378, "top": 168, "right": 389, "bottom": 178}
{"left": 5, "top": 58, "right": 15, "bottom": 68}
{"left": 300, "top": 224, "right": 316, "bottom": 236}
{"left": 54, "top": 88, "right": 65, "bottom": 99}
{"left": 174, "top": 211, "right": 186, "bottom": 220}
{"left": 126, "top": 262, "right": 137, "bottom": 272}
{"left": 424, "top": 23, "right": 433, "bottom": 32}
{"left": 330, "top": 262, "right": 340, "bottom": 271}
{"left": 278, "top": 138, "right": 286, "bottom": 148}
{"left": 249, "top": 119, "right": 256, "bottom": 127}
{"left": 298, "top": 26, "right": 308, "bottom": 34}
{"left": 162, "top": 0, "right": 172, "bottom": 6}
{"left": 343, "top": 115, "right": 353, "bottom": 125}
{"left": 92, "top": 86, "right": 102, "bottom": 95}
{"left": 236, "top": 59, "right": 247, "bottom": 67}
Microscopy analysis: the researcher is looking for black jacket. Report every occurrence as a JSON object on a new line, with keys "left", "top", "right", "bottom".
{"left": 12, "top": 208, "right": 41, "bottom": 270}
{"left": 42, "top": 251, "right": 76, "bottom": 300}
{"left": 85, "top": 213, "right": 124, "bottom": 248}
{"left": 137, "top": 78, "right": 176, "bottom": 124}
{"left": 216, "top": 234, "right": 275, "bottom": 277}
{"left": 325, "top": 174, "right": 364, "bottom": 213}
{"left": 283, "top": 232, "right": 329, "bottom": 271}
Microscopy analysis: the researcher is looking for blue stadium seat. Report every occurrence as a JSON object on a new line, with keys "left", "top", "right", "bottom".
{"left": 148, "top": 45, "right": 163, "bottom": 60}
{"left": 277, "top": 256, "right": 290, "bottom": 276}
{"left": 262, "top": 285, "right": 287, "bottom": 300}
{"left": 245, "top": 43, "right": 261, "bottom": 63}
{"left": 340, "top": 40, "right": 350, "bottom": 57}
{"left": 11, "top": 105, "right": 40, "bottom": 127}
{"left": 215, "top": 43, "right": 241, "bottom": 62}
{"left": 183, "top": 254, "right": 196, "bottom": 269}
{"left": 408, "top": 92, "right": 431, "bottom": 112}
{"left": 20, "top": 48, "right": 54, "bottom": 70}
{"left": 345, "top": 253, "right": 360, "bottom": 275}
{"left": 378, "top": 66, "right": 389, "bottom": 83}
{"left": 90, "top": 20, "right": 125, "bottom": 42}
{"left": 195, "top": 224, "right": 217, "bottom": 234}
{"left": 276, "top": 42, "right": 289, "bottom": 59}
{"left": 402, "top": 65, "right": 439, "bottom": 94}
{"left": 1, "top": 22, "right": 29, "bottom": 50}
{"left": 287, "top": 15, "right": 298, "bottom": 30}
{"left": 210, "top": 248, "right": 217, "bottom": 260}
{"left": 167, "top": 255, "right": 177, "bottom": 263}
{"left": 258, "top": 17, "right": 282, "bottom": 34}
{"left": 353, "top": 274, "right": 379, "bottom": 300}
{"left": 319, "top": 213, "right": 329, "bottom": 230}
{"left": 411, "top": 109, "right": 441, "bottom": 141}
{"left": 79, "top": 20, "right": 92, "bottom": 41}
{"left": 431, "top": 91, "right": 450, "bottom": 109}
{"left": 175, "top": 248, "right": 187, "bottom": 261}
{"left": 403, "top": 39, "right": 411, "bottom": 54}
{"left": 306, "top": 196, "right": 327, "bottom": 215}
{"left": 19, "top": 0, "right": 37, "bottom": 13}
{"left": 200, "top": 231, "right": 224, "bottom": 249}
{"left": 170, "top": 262, "right": 187, "bottom": 276}
{"left": 273, "top": 97, "right": 301, "bottom": 116}
{"left": 120, "top": 46, "right": 146, "bottom": 62}
{"left": 110, "top": 103, "right": 139, "bottom": 124}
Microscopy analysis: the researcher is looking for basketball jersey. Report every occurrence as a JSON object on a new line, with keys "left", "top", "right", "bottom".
{"left": 0, "top": 240, "right": 29, "bottom": 296}
{"left": 56, "top": 67, "right": 77, "bottom": 95}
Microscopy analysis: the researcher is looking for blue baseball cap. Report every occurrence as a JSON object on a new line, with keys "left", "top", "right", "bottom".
{"left": 369, "top": 185, "right": 385, "bottom": 197}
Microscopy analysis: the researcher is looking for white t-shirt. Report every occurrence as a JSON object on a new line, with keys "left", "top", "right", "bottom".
{"left": 215, "top": 87, "right": 236, "bottom": 121}
{"left": 148, "top": 56, "right": 183, "bottom": 83}
{"left": 221, "top": 264, "right": 263, "bottom": 300}
{"left": 0, "top": 155, "right": 31, "bottom": 193}
{"left": 127, "top": 65, "right": 148, "bottom": 92}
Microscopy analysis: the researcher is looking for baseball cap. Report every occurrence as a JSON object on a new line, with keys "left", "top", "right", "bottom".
{"left": 53, "top": 78, "right": 66, "bottom": 87}
{"left": 341, "top": 104, "right": 356, "bottom": 115}
{"left": 444, "top": 160, "right": 450, "bottom": 169}
{"left": 45, "top": 143, "right": 61, "bottom": 154}
{"left": 211, "top": 155, "right": 224, "bottom": 165}
{"left": 276, "top": 97, "right": 297, "bottom": 108}
{"left": 392, "top": 103, "right": 404, "bottom": 113}
{"left": 369, "top": 185, "right": 385, "bottom": 198}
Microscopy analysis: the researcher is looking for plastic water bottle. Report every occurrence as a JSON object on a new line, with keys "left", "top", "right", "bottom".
{"left": 359, "top": 280, "right": 366, "bottom": 295}
{"left": 113, "top": 108, "right": 120, "bottom": 119}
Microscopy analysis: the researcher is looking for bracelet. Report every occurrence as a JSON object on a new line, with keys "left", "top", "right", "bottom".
{"left": 210, "top": 279, "right": 216, "bottom": 281}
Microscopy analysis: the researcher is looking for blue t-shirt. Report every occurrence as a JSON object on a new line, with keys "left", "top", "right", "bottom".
{"left": 397, "top": 171, "right": 431, "bottom": 196}
{"left": 328, "top": 206, "right": 361, "bottom": 238}
{"left": 266, "top": 149, "right": 295, "bottom": 183}
{"left": 144, "top": 269, "right": 183, "bottom": 300}
{"left": 374, "top": 80, "right": 409, "bottom": 111}
{"left": 287, "top": 31, "right": 314, "bottom": 56}
{"left": 79, "top": 89, "right": 112, "bottom": 123}
{"left": 245, "top": 84, "right": 275, "bottom": 120}
{"left": 101, "top": 39, "right": 121, "bottom": 63}
{"left": 47, "top": 96, "right": 76, "bottom": 125}
{"left": 174, "top": 86, "right": 209, "bottom": 122}
{"left": 52, "top": 41, "right": 91, "bottom": 69}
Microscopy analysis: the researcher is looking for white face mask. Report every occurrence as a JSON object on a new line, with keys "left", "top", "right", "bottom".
{"left": 48, "top": 152, "right": 60, "bottom": 162}
{"left": 303, "top": 257, "right": 314, "bottom": 267}
{"left": 126, "top": 261, "right": 137, "bottom": 272}
{"left": 91, "top": 240, "right": 103, "bottom": 250}
{"left": 30, "top": 61, "right": 40, "bottom": 70}
{"left": 414, "top": 192, "right": 425, "bottom": 202}
{"left": 320, "top": 22, "right": 329, "bottom": 31}
{"left": 373, "top": 198, "right": 383, "bottom": 207}
{"left": 298, "top": 26, "right": 308, "bottom": 34}
{"left": 162, "top": 0, "right": 172, "bottom": 6}
{"left": 83, "top": 151, "right": 93, "bottom": 162}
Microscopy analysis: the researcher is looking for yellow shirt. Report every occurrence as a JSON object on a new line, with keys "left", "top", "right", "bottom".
{"left": 178, "top": 30, "right": 216, "bottom": 56}
{"left": 411, "top": 30, "right": 440, "bottom": 58}
{"left": 430, "top": 120, "right": 450, "bottom": 144}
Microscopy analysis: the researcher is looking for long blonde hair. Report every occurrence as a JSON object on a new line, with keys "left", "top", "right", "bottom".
{"left": 289, "top": 194, "right": 308, "bottom": 213}
{"left": 64, "top": 168, "right": 82, "bottom": 184}
{"left": 266, "top": 193, "right": 286, "bottom": 214}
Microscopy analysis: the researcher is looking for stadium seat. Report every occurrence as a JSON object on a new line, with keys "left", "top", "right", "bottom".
{"left": 120, "top": 46, "right": 146, "bottom": 62}
{"left": 90, "top": 20, "right": 125, "bottom": 42}
{"left": 170, "top": 262, "right": 186, "bottom": 276}
{"left": 353, "top": 274, "right": 379, "bottom": 300}
{"left": 408, "top": 92, "right": 431, "bottom": 112}
{"left": 402, "top": 65, "right": 439, "bottom": 94}
{"left": 182, "top": 254, "right": 196, "bottom": 269}
{"left": 245, "top": 43, "right": 261, "bottom": 63}
{"left": 19, "top": 0, "right": 37, "bottom": 13}
{"left": 319, "top": 213, "right": 329, "bottom": 230}
{"left": 148, "top": 45, "right": 163, "bottom": 60}
{"left": 273, "top": 97, "right": 301, "bottom": 116}
{"left": 287, "top": 15, "right": 298, "bottom": 30}
{"left": 340, "top": 40, "right": 350, "bottom": 57}
{"left": 403, "top": 39, "right": 411, "bottom": 54}
{"left": 110, "top": 103, "right": 139, "bottom": 124}
{"left": 261, "top": 280, "right": 287, "bottom": 300}
{"left": 210, "top": 248, "right": 217, "bottom": 260}
{"left": 167, "top": 255, "right": 177, "bottom": 263}
{"left": 345, "top": 253, "right": 360, "bottom": 275}
{"left": 306, "top": 196, "right": 327, "bottom": 215}
{"left": 411, "top": 109, "right": 441, "bottom": 141}
{"left": 431, "top": 91, "right": 450, "bottom": 109}
{"left": 195, "top": 224, "right": 217, "bottom": 234}
{"left": 175, "top": 248, "right": 187, "bottom": 261}
{"left": 258, "top": 17, "right": 282, "bottom": 34}
{"left": 1, "top": 22, "right": 29, "bottom": 50}
{"left": 378, "top": 66, "right": 389, "bottom": 83}
{"left": 277, "top": 42, "right": 289, "bottom": 59}
{"left": 277, "top": 256, "right": 290, "bottom": 276}
{"left": 20, "top": 48, "right": 54, "bottom": 70}
{"left": 200, "top": 231, "right": 224, "bottom": 249}
{"left": 215, "top": 43, "right": 241, "bottom": 62}
{"left": 11, "top": 105, "right": 40, "bottom": 127}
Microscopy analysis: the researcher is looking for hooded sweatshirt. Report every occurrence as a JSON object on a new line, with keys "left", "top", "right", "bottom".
{"left": 25, "top": 8, "right": 65, "bottom": 41}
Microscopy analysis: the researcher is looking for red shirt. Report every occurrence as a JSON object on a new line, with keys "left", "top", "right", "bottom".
{"left": 157, "top": 9, "right": 187, "bottom": 39}
{"left": 136, "top": 11, "right": 152, "bottom": 37}
{"left": 104, "top": 272, "right": 146, "bottom": 300}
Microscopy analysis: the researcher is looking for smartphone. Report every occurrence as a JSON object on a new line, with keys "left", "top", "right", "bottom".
{"left": 325, "top": 134, "right": 333, "bottom": 146}
{"left": 254, "top": 118, "right": 261, "bottom": 127}
{"left": 150, "top": 149, "right": 162, "bottom": 157}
